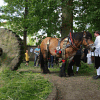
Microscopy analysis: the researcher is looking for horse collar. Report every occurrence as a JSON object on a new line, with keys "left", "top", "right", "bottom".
{"left": 69, "top": 32, "right": 79, "bottom": 50}
{"left": 82, "top": 33, "right": 90, "bottom": 46}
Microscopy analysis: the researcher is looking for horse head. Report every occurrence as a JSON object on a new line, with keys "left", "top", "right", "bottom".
{"left": 82, "top": 31, "right": 94, "bottom": 50}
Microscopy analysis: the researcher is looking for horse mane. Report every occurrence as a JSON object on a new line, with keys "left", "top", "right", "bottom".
{"left": 85, "top": 31, "right": 92, "bottom": 39}
{"left": 60, "top": 31, "right": 92, "bottom": 42}
{"left": 61, "top": 36, "right": 68, "bottom": 41}
{"left": 60, "top": 32, "right": 83, "bottom": 42}
{"left": 72, "top": 31, "right": 92, "bottom": 41}
{"left": 72, "top": 32, "right": 84, "bottom": 42}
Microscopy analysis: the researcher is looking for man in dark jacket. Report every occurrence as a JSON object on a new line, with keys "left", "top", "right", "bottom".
{"left": 68, "top": 45, "right": 82, "bottom": 76}
{"left": 83, "top": 48, "right": 88, "bottom": 63}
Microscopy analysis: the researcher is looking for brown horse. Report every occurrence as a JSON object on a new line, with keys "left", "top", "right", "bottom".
{"left": 40, "top": 32, "right": 94, "bottom": 77}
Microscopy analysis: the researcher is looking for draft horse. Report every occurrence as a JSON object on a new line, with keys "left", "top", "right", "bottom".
{"left": 40, "top": 31, "right": 94, "bottom": 77}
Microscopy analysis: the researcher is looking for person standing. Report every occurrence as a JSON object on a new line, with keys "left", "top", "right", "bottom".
{"left": 48, "top": 55, "right": 54, "bottom": 68}
{"left": 87, "top": 50, "right": 92, "bottom": 65}
{"left": 83, "top": 48, "right": 88, "bottom": 63}
{"left": 25, "top": 50, "right": 29, "bottom": 66}
{"left": 67, "top": 45, "right": 82, "bottom": 76}
{"left": 34, "top": 45, "right": 40, "bottom": 67}
{"left": 92, "top": 31, "right": 100, "bottom": 79}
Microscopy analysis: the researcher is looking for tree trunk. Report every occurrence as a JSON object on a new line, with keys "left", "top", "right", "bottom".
{"left": 23, "top": 0, "right": 28, "bottom": 54}
{"left": 23, "top": 29, "right": 27, "bottom": 52}
{"left": 47, "top": 17, "right": 52, "bottom": 37}
{"left": 61, "top": 0, "right": 73, "bottom": 38}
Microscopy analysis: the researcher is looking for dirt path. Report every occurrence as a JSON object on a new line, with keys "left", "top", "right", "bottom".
{"left": 43, "top": 73, "right": 100, "bottom": 100}
{"left": 18, "top": 68, "right": 100, "bottom": 100}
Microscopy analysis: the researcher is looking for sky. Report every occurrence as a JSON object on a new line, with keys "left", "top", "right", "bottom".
{"left": 0, "top": 0, "right": 4, "bottom": 6}
{"left": 0, "top": 0, "right": 7, "bottom": 23}
{"left": 0, "top": 0, "right": 7, "bottom": 7}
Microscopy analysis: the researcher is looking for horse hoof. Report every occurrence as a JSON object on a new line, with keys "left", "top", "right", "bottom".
{"left": 69, "top": 75, "right": 74, "bottom": 77}
{"left": 59, "top": 74, "right": 66, "bottom": 77}
{"left": 63, "top": 74, "right": 66, "bottom": 77}
{"left": 46, "top": 70, "right": 50, "bottom": 74}
{"left": 42, "top": 70, "right": 50, "bottom": 74}
{"left": 46, "top": 69, "right": 50, "bottom": 73}
{"left": 75, "top": 71, "right": 78, "bottom": 74}
{"left": 43, "top": 72, "right": 48, "bottom": 74}
{"left": 41, "top": 69, "right": 43, "bottom": 73}
{"left": 69, "top": 73, "right": 74, "bottom": 77}
{"left": 59, "top": 75, "right": 63, "bottom": 77}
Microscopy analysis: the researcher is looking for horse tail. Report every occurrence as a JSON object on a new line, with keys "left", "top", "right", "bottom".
{"left": 45, "top": 39, "right": 50, "bottom": 60}
{"left": 39, "top": 49, "right": 44, "bottom": 71}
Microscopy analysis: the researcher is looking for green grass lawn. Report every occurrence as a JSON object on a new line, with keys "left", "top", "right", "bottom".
{"left": 72, "top": 61, "right": 96, "bottom": 76}
{"left": 19, "top": 61, "right": 60, "bottom": 72}
{"left": 0, "top": 67, "right": 53, "bottom": 100}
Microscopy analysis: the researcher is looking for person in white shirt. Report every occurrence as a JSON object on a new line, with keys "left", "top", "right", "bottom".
{"left": 87, "top": 50, "right": 92, "bottom": 65}
{"left": 93, "top": 31, "right": 100, "bottom": 79}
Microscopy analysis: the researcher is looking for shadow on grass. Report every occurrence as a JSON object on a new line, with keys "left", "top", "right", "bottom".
{"left": 19, "top": 61, "right": 96, "bottom": 77}
{"left": 18, "top": 69, "right": 60, "bottom": 75}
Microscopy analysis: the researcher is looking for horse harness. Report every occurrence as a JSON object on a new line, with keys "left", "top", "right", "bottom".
{"left": 55, "top": 32, "right": 80, "bottom": 62}
{"left": 83, "top": 31, "right": 94, "bottom": 48}
{"left": 46, "top": 31, "right": 92, "bottom": 63}
{"left": 57, "top": 31, "right": 94, "bottom": 62}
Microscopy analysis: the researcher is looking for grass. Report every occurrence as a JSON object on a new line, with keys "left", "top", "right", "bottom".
{"left": 0, "top": 60, "right": 97, "bottom": 99}
{"left": 72, "top": 61, "right": 96, "bottom": 76}
{"left": 0, "top": 59, "right": 97, "bottom": 100}
{"left": 19, "top": 61, "right": 60, "bottom": 72}
{"left": 19, "top": 61, "right": 96, "bottom": 76}
{"left": 0, "top": 68, "right": 53, "bottom": 100}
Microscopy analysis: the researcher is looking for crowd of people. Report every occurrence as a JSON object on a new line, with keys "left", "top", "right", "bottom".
{"left": 25, "top": 45, "right": 55, "bottom": 68}
{"left": 24, "top": 31, "right": 100, "bottom": 79}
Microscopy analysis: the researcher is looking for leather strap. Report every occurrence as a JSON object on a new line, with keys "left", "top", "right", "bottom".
{"left": 62, "top": 38, "right": 68, "bottom": 60}
{"left": 70, "top": 32, "right": 79, "bottom": 50}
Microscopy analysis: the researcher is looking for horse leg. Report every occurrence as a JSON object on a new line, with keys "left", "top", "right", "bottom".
{"left": 59, "top": 62, "right": 66, "bottom": 77}
{"left": 40, "top": 57, "right": 50, "bottom": 73}
{"left": 67, "top": 61, "right": 74, "bottom": 76}
{"left": 40, "top": 50, "right": 44, "bottom": 73}
{"left": 43, "top": 59, "right": 50, "bottom": 73}
{"left": 40, "top": 50, "right": 50, "bottom": 73}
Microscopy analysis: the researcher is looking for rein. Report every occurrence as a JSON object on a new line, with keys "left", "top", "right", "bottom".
{"left": 69, "top": 32, "right": 79, "bottom": 50}
{"left": 69, "top": 31, "right": 93, "bottom": 50}
{"left": 83, "top": 32, "right": 93, "bottom": 47}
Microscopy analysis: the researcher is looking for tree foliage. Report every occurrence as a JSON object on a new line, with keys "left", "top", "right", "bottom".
{"left": 1, "top": 0, "right": 62, "bottom": 37}
{"left": 74, "top": 0, "right": 100, "bottom": 33}
{"left": 1, "top": 0, "right": 100, "bottom": 41}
